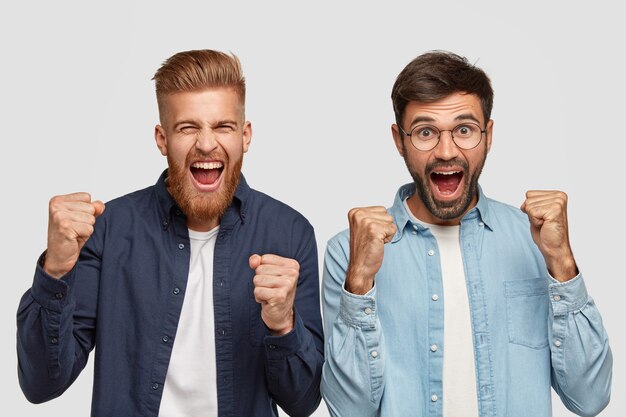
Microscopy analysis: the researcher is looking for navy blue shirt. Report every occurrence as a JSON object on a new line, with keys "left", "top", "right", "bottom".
{"left": 17, "top": 171, "right": 324, "bottom": 417}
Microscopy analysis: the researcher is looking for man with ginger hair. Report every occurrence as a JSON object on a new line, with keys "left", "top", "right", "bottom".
{"left": 17, "top": 49, "right": 323, "bottom": 417}
{"left": 321, "top": 51, "right": 612, "bottom": 416}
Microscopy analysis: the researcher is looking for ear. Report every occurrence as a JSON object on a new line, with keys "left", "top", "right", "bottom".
{"left": 485, "top": 119, "right": 494, "bottom": 153}
{"left": 242, "top": 121, "right": 252, "bottom": 153}
{"left": 391, "top": 124, "right": 406, "bottom": 157}
{"left": 155, "top": 125, "right": 168, "bottom": 156}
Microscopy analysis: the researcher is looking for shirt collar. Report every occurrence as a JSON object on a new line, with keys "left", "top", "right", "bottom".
{"left": 388, "top": 182, "right": 493, "bottom": 243}
{"left": 154, "top": 169, "right": 251, "bottom": 226}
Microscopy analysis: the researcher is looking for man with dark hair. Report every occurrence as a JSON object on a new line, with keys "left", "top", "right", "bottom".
{"left": 321, "top": 51, "right": 612, "bottom": 417}
{"left": 17, "top": 49, "right": 324, "bottom": 417}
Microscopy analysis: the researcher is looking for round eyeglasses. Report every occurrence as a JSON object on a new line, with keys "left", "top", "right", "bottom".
{"left": 398, "top": 122, "right": 486, "bottom": 151}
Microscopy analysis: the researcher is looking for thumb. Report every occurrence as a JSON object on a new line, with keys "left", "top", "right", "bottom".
{"left": 249, "top": 254, "right": 261, "bottom": 270}
{"left": 519, "top": 201, "right": 527, "bottom": 213}
{"left": 93, "top": 200, "right": 106, "bottom": 217}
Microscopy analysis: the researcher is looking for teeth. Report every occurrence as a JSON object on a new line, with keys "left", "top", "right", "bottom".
{"left": 434, "top": 171, "right": 460, "bottom": 175}
{"left": 192, "top": 161, "right": 223, "bottom": 170}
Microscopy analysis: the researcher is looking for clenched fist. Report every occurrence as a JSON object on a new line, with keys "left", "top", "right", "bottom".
{"left": 249, "top": 254, "right": 299, "bottom": 336}
{"left": 520, "top": 190, "right": 577, "bottom": 282}
{"left": 345, "top": 206, "right": 397, "bottom": 295}
{"left": 44, "top": 193, "right": 105, "bottom": 279}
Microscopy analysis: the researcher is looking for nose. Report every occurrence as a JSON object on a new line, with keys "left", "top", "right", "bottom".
{"left": 195, "top": 129, "right": 219, "bottom": 154}
{"left": 432, "top": 130, "right": 460, "bottom": 161}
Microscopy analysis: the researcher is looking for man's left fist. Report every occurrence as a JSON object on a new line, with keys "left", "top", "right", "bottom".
{"left": 521, "top": 190, "right": 578, "bottom": 282}
{"left": 249, "top": 254, "right": 299, "bottom": 335}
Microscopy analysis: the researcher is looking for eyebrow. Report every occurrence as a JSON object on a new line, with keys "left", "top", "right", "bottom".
{"left": 173, "top": 119, "right": 240, "bottom": 130}
{"left": 211, "top": 119, "right": 239, "bottom": 127}
{"left": 173, "top": 120, "right": 199, "bottom": 130}
{"left": 408, "top": 113, "right": 482, "bottom": 127}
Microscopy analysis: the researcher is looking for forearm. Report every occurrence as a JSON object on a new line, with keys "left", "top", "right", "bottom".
{"left": 549, "top": 273, "right": 612, "bottom": 416}
{"left": 264, "top": 312, "right": 323, "bottom": 417}
{"left": 322, "top": 287, "right": 384, "bottom": 417}
{"left": 16, "top": 264, "right": 89, "bottom": 403}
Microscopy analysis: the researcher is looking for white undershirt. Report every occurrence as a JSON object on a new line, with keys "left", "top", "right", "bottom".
{"left": 404, "top": 200, "right": 479, "bottom": 416}
{"left": 158, "top": 226, "right": 219, "bottom": 417}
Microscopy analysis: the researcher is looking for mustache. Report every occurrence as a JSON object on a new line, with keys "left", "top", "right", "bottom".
{"left": 425, "top": 158, "right": 468, "bottom": 174}
{"left": 185, "top": 149, "right": 228, "bottom": 164}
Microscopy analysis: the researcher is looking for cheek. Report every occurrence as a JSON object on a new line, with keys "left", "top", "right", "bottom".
{"left": 406, "top": 153, "right": 430, "bottom": 172}
{"left": 223, "top": 141, "right": 244, "bottom": 161}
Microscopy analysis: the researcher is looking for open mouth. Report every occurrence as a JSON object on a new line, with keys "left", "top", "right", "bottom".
{"left": 190, "top": 161, "right": 224, "bottom": 189}
{"left": 430, "top": 170, "right": 464, "bottom": 197}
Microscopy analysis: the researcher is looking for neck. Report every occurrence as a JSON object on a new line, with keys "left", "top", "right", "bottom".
{"left": 187, "top": 217, "right": 220, "bottom": 232}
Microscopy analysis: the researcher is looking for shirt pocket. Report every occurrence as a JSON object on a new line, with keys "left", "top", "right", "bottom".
{"left": 248, "top": 282, "right": 266, "bottom": 346}
{"left": 504, "top": 278, "right": 549, "bottom": 349}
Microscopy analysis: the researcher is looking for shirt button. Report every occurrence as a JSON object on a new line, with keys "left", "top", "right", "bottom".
{"left": 554, "top": 340, "right": 562, "bottom": 348}
{"left": 269, "top": 344, "right": 277, "bottom": 350}
{"left": 175, "top": 209, "right": 182, "bottom": 216}
{"left": 162, "top": 336, "right": 169, "bottom": 343}
{"left": 364, "top": 307, "right": 372, "bottom": 315}
{"left": 412, "top": 225, "right": 418, "bottom": 231}
{"left": 220, "top": 328, "right": 226, "bottom": 336}
{"left": 431, "top": 294, "right": 439, "bottom": 301}
{"left": 162, "top": 219, "right": 169, "bottom": 229}
{"left": 431, "top": 394, "right": 438, "bottom": 402}
{"left": 371, "top": 351, "right": 379, "bottom": 358}
{"left": 55, "top": 293, "right": 64, "bottom": 299}
{"left": 412, "top": 231, "right": 417, "bottom": 235}
{"left": 478, "top": 222, "right": 484, "bottom": 227}
{"left": 152, "top": 383, "right": 159, "bottom": 390}
{"left": 430, "top": 344, "right": 438, "bottom": 352}
{"left": 50, "top": 337, "right": 58, "bottom": 344}
{"left": 172, "top": 287, "right": 181, "bottom": 295}
{"left": 178, "top": 243, "right": 185, "bottom": 250}
{"left": 553, "top": 295, "right": 561, "bottom": 301}
{"left": 428, "top": 249, "right": 435, "bottom": 256}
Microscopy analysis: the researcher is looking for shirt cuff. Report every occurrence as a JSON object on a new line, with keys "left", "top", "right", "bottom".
{"left": 339, "top": 283, "right": 377, "bottom": 329}
{"left": 264, "top": 311, "right": 308, "bottom": 360}
{"left": 30, "top": 251, "right": 75, "bottom": 312}
{"left": 548, "top": 272, "right": 589, "bottom": 315}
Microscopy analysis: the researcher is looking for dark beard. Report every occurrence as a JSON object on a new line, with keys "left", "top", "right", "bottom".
{"left": 166, "top": 151, "right": 242, "bottom": 224}
{"left": 406, "top": 155, "right": 485, "bottom": 221}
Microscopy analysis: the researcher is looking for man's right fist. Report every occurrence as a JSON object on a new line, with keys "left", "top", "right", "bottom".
{"left": 345, "top": 206, "right": 396, "bottom": 295}
{"left": 44, "top": 193, "right": 105, "bottom": 279}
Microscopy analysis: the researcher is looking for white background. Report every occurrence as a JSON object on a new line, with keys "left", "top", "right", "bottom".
{"left": 1, "top": 1, "right": 623, "bottom": 416}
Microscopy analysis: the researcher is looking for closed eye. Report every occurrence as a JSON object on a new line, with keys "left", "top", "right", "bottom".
{"left": 179, "top": 125, "right": 198, "bottom": 134}
{"left": 215, "top": 124, "right": 236, "bottom": 133}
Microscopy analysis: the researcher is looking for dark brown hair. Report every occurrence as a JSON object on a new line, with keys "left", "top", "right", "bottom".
{"left": 391, "top": 51, "right": 494, "bottom": 126}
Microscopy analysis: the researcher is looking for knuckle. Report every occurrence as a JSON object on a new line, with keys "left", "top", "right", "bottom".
{"left": 51, "top": 210, "right": 64, "bottom": 224}
{"left": 49, "top": 195, "right": 60, "bottom": 207}
{"left": 277, "top": 288, "right": 288, "bottom": 302}
{"left": 289, "top": 259, "right": 300, "bottom": 270}
{"left": 253, "top": 286, "right": 263, "bottom": 300}
{"left": 58, "top": 218, "right": 72, "bottom": 230}
{"left": 365, "top": 221, "right": 378, "bottom": 234}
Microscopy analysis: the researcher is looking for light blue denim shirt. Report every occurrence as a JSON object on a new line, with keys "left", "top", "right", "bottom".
{"left": 321, "top": 183, "right": 612, "bottom": 417}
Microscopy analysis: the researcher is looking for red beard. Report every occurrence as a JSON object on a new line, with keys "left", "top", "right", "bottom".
{"left": 166, "top": 148, "right": 242, "bottom": 224}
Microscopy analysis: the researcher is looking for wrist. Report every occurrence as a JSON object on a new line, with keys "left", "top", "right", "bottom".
{"left": 265, "top": 310, "right": 294, "bottom": 336}
{"left": 42, "top": 253, "right": 70, "bottom": 279}
{"left": 345, "top": 266, "right": 375, "bottom": 295}
{"left": 546, "top": 253, "right": 578, "bottom": 282}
